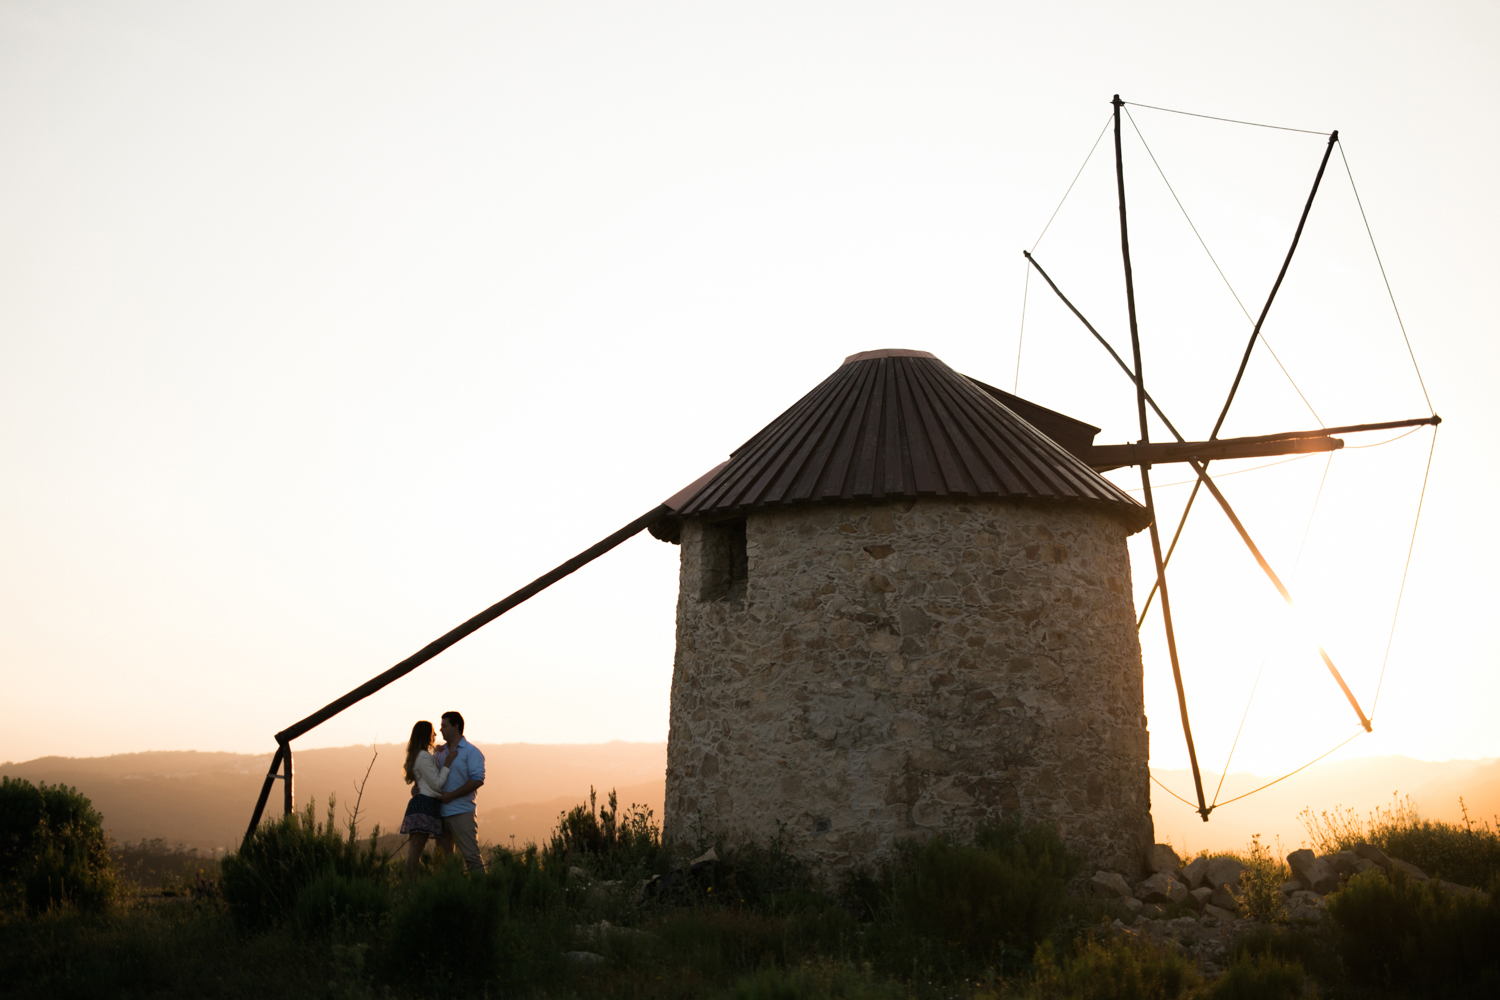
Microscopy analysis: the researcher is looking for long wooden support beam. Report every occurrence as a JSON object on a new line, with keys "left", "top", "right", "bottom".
{"left": 1084, "top": 433, "right": 1342, "bottom": 471}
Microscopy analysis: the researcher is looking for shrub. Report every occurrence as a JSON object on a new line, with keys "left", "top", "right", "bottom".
{"left": 219, "top": 795, "right": 390, "bottom": 931}
{"left": 1026, "top": 935, "right": 1201, "bottom": 999}
{"left": 1209, "top": 953, "right": 1310, "bottom": 999}
{"left": 1233, "top": 835, "right": 1288, "bottom": 923}
{"left": 873, "top": 820, "right": 1081, "bottom": 972}
{"left": 1301, "top": 793, "right": 1500, "bottom": 889}
{"left": 291, "top": 869, "right": 389, "bottom": 939}
{"left": 383, "top": 848, "right": 565, "bottom": 986}
{"left": 0, "top": 776, "right": 116, "bottom": 913}
{"left": 546, "top": 786, "right": 664, "bottom": 883}
{"left": 722, "top": 960, "right": 907, "bottom": 1000}
{"left": 1325, "top": 866, "right": 1500, "bottom": 994}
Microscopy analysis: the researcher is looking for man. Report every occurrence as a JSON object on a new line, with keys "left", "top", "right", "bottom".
{"left": 434, "top": 710, "right": 486, "bottom": 873}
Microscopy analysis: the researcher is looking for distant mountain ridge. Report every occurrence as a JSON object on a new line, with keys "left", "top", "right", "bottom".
{"left": 4, "top": 747, "right": 1495, "bottom": 857}
{"left": 1, "top": 742, "right": 666, "bottom": 853}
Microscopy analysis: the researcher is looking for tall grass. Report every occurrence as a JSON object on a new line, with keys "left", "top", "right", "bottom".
{"left": 1300, "top": 793, "right": 1500, "bottom": 888}
{"left": 219, "top": 795, "right": 391, "bottom": 931}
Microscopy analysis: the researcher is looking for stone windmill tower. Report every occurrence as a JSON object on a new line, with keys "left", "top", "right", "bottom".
{"left": 650, "top": 348, "right": 1156, "bottom": 876}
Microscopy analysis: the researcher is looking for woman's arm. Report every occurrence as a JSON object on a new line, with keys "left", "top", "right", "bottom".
{"left": 413, "top": 752, "right": 449, "bottom": 793}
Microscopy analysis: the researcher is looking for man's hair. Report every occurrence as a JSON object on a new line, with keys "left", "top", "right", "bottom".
{"left": 441, "top": 711, "right": 465, "bottom": 733}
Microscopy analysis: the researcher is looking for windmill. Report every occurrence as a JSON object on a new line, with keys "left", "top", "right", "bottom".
{"left": 1014, "top": 96, "right": 1439, "bottom": 821}
{"left": 240, "top": 96, "right": 1439, "bottom": 841}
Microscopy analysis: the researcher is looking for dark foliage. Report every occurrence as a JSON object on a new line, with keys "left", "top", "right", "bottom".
{"left": 547, "top": 786, "right": 665, "bottom": 883}
{"left": 1325, "top": 866, "right": 1500, "bottom": 995}
{"left": 219, "top": 796, "right": 390, "bottom": 931}
{"left": 0, "top": 776, "right": 115, "bottom": 913}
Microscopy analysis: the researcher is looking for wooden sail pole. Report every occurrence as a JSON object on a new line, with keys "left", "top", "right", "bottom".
{"left": 1112, "top": 94, "right": 1211, "bottom": 821}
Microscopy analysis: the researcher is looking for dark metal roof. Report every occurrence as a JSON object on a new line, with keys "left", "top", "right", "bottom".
{"left": 663, "top": 349, "right": 1149, "bottom": 533}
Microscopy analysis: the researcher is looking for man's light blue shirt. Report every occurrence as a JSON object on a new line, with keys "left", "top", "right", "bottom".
{"left": 440, "top": 738, "right": 485, "bottom": 817}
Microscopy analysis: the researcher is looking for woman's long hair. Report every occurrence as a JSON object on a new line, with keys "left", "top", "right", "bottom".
{"left": 403, "top": 720, "right": 435, "bottom": 785}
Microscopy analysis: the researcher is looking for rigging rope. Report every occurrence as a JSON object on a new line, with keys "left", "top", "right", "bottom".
{"left": 1124, "top": 101, "right": 1330, "bottom": 136}
{"left": 1018, "top": 113, "right": 1110, "bottom": 393}
{"left": 1337, "top": 142, "right": 1435, "bottom": 414}
{"left": 1031, "top": 114, "right": 1113, "bottom": 252}
{"left": 1015, "top": 262, "right": 1030, "bottom": 392}
{"left": 1123, "top": 107, "right": 1324, "bottom": 426}
{"left": 1211, "top": 450, "right": 1335, "bottom": 808}
{"left": 1120, "top": 452, "right": 1316, "bottom": 492}
{"left": 1153, "top": 728, "right": 1366, "bottom": 815}
{"left": 1371, "top": 426, "right": 1439, "bottom": 717}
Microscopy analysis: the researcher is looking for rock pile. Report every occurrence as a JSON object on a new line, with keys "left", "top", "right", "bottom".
{"left": 1091, "top": 841, "right": 1487, "bottom": 930}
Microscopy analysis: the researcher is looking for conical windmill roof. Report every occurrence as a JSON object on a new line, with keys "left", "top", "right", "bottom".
{"left": 668, "top": 349, "right": 1150, "bottom": 532}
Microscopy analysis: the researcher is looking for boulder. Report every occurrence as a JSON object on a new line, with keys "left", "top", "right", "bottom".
{"left": 1386, "top": 858, "right": 1429, "bottom": 881}
{"left": 1210, "top": 884, "right": 1239, "bottom": 912}
{"left": 690, "top": 848, "right": 720, "bottom": 870}
{"left": 1289, "top": 890, "right": 1324, "bottom": 908}
{"left": 1091, "top": 871, "right": 1134, "bottom": 899}
{"left": 1201, "top": 903, "right": 1236, "bottom": 924}
{"left": 1141, "top": 903, "right": 1167, "bottom": 920}
{"left": 1287, "top": 903, "right": 1323, "bottom": 923}
{"left": 1180, "top": 856, "right": 1210, "bottom": 889}
{"left": 562, "top": 951, "right": 606, "bottom": 966}
{"left": 1148, "top": 843, "right": 1183, "bottom": 875}
{"left": 1352, "top": 842, "right": 1393, "bottom": 867}
{"left": 1203, "top": 857, "right": 1248, "bottom": 893}
{"left": 1323, "top": 850, "right": 1359, "bottom": 877}
{"left": 1134, "top": 871, "right": 1186, "bottom": 905}
{"left": 1438, "top": 881, "right": 1487, "bottom": 900}
{"left": 1287, "top": 849, "right": 1340, "bottom": 894}
{"left": 1185, "top": 887, "right": 1213, "bottom": 912}
{"left": 1352, "top": 859, "right": 1378, "bottom": 875}
{"left": 1280, "top": 880, "right": 1303, "bottom": 896}
{"left": 1118, "top": 896, "right": 1144, "bottom": 915}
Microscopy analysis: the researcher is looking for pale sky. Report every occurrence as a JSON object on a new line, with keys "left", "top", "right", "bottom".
{"left": 2, "top": 1, "right": 1495, "bottom": 788}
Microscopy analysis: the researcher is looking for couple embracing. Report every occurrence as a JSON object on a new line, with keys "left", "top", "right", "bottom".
{"left": 399, "top": 711, "right": 486, "bottom": 878}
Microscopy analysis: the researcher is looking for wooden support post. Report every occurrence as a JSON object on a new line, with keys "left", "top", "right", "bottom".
{"left": 244, "top": 744, "right": 286, "bottom": 845}
{"left": 282, "top": 741, "right": 294, "bottom": 816}
{"left": 1113, "top": 94, "right": 1211, "bottom": 822}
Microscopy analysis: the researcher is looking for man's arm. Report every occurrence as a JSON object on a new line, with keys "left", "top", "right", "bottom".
{"left": 440, "top": 778, "right": 483, "bottom": 803}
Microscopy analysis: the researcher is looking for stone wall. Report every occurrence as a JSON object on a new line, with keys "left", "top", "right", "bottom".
{"left": 663, "top": 497, "right": 1153, "bottom": 877}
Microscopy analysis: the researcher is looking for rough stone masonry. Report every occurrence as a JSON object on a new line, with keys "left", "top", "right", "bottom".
{"left": 663, "top": 495, "right": 1154, "bottom": 877}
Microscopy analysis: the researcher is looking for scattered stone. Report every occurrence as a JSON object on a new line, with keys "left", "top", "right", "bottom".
{"left": 1141, "top": 903, "right": 1167, "bottom": 919}
{"left": 1149, "top": 843, "right": 1183, "bottom": 874}
{"left": 1203, "top": 857, "right": 1249, "bottom": 893}
{"left": 1386, "top": 858, "right": 1429, "bottom": 881}
{"left": 1185, "top": 887, "right": 1212, "bottom": 912}
{"left": 1209, "top": 885, "right": 1239, "bottom": 912}
{"left": 1325, "top": 850, "right": 1359, "bottom": 877}
{"left": 1352, "top": 859, "right": 1378, "bottom": 875}
{"left": 1287, "top": 849, "right": 1340, "bottom": 895}
{"left": 1201, "top": 903, "right": 1235, "bottom": 924}
{"left": 1289, "top": 890, "right": 1324, "bottom": 908}
{"left": 1092, "top": 871, "right": 1134, "bottom": 899}
{"left": 1180, "top": 856, "right": 1210, "bottom": 889}
{"left": 562, "top": 951, "right": 605, "bottom": 966}
{"left": 568, "top": 866, "right": 590, "bottom": 882}
{"left": 1118, "top": 896, "right": 1144, "bottom": 915}
{"left": 1353, "top": 842, "right": 1393, "bottom": 867}
{"left": 1279, "top": 880, "right": 1303, "bottom": 896}
{"left": 1287, "top": 903, "right": 1323, "bottom": 923}
{"left": 690, "top": 847, "right": 720, "bottom": 869}
{"left": 1135, "top": 871, "right": 1186, "bottom": 904}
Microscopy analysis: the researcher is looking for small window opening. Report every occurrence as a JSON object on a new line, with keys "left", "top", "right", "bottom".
{"left": 699, "top": 518, "right": 748, "bottom": 603}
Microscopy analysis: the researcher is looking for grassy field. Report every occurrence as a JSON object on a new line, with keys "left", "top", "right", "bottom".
{"left": 1, "top": 784, "right": 1497, "bottom": 999}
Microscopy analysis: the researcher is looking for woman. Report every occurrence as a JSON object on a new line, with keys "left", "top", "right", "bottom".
{"left": 399, "top": 720, "right": 456, "bottom": 879}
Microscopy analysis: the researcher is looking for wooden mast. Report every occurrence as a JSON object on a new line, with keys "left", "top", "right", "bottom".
{"left": 1112, "top": 94, "right": 1210, "bottom": 821}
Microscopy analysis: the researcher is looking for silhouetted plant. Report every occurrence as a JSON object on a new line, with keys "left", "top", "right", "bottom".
{"left": 0, "top": 776, "right": 116, "bottom": 913}
{"left": 1301, "top": 793, "right": 1500, "bottom": 889}
{"left": 219, "top": 794, "right": 390, "bottom": 930}
{"left": 546, "top": 786, "right": 663, "bottom": 882}
{"left": 1326, "top": 866, "right": 1500, "bottom": 993}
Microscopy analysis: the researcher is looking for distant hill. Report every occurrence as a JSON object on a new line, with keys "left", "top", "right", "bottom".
{"left": 5, "top": 746, "right": 1494, "bottom": 860}
{"left": 0, "top": 742, "right": 666, "bottom": 853}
